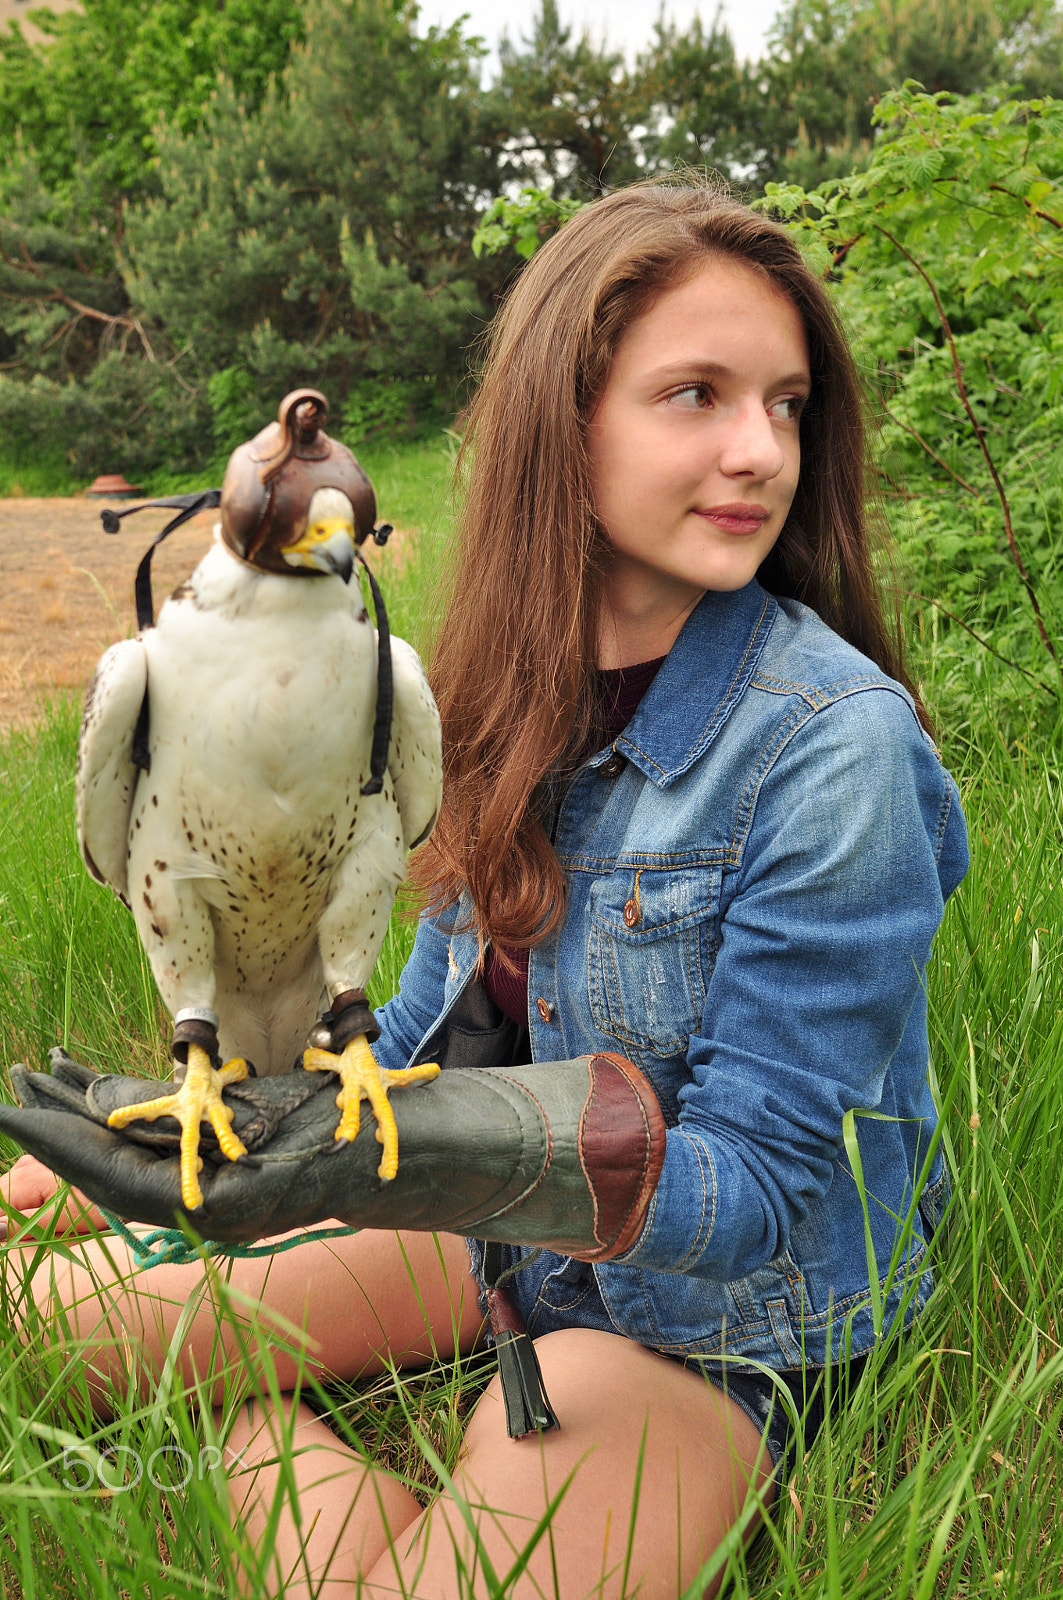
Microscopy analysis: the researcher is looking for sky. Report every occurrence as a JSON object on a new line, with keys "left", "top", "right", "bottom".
{"left": 0, "top": 0, "right": 783, "bottom": 68}
{"left": 419, "top": 0, "right": 784, "bottom": 71}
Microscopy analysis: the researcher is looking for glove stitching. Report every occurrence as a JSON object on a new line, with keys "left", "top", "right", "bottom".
{"left": 477, "top": 1072, "right": 551, "bottom": 1220}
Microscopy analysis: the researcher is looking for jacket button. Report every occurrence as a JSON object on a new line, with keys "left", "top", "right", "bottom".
{"left": 623, "top": 898, "right": 641, "bottom": 927}
{"left": 536, "top": 996, "right": 555, "bottom": 1022}
{"left": 600, "top": 752, "right": 625, "bottom": 778}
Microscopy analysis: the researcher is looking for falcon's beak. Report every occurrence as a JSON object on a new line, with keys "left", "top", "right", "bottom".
{"left": 282, "top": 519, "right": 356, "bottom": 583}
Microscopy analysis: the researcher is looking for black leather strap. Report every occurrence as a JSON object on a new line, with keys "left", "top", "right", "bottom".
{"left": 100, "top": 491, "right": 223, "bottom": 630}
{"left": 354, "top": 551, "right": 393, "bottom": 796}
{"left": 481, "top": 1240, "right": 558, "bottom": 1437}
{"left": 101, "top": 490, "right": 223, "bottom": 774}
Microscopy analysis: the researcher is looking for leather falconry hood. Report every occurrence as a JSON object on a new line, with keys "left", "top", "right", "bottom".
{"left": 93, "top": 386, "right": 395, "bottom": 786}
{"left": 220, "top": 388, "right": 378, "bottom": 573}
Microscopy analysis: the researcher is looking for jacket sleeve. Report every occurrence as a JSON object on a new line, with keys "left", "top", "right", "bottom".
{"left": 371, "top": 902, "right": 459, "bottom": 1074}
{"left": 617, "top": 685, "right": 968, "bottom": 1281}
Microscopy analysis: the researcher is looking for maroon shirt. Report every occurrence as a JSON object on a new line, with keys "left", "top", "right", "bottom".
{"left": 484, "top": 656, "right": 665, "bottom": 1026}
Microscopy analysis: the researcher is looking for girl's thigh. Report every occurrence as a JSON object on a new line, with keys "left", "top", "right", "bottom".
{"left": 370, "top": 1326, "right": 775, "bottom": 1600}
{"left": 13, "top": 1227, "right": 482, "bottom": 1404}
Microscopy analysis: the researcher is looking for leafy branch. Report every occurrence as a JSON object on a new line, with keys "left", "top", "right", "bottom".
{"left": 986, "top": 184, "right": 1062, "bottom": 231}
{"left": 877, "top": 226, "right": 1060, "bottom": 682}
{"left": 0, "top": 225, "right": 155, "bottom": 361}
{"left": 472, "top": 188, "right": 585, "bottom": 260}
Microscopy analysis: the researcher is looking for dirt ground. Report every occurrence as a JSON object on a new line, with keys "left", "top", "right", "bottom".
{"left": 0, "top": 496, "right": 409, "bottom": 730}
{"left": 0, "top": 0, "right": 80, "bottom": 47}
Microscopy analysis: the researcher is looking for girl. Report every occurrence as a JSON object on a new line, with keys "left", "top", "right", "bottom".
{"left": 3, "top": 180, "right": 967, "bottom": 1598}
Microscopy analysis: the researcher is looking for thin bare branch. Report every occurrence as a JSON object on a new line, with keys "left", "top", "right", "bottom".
{"left": 883, "top": 407, "right": 982, "bottom": 496}
{"left": 829, "top": 232, "right": 863, "bottom": 269}
{"left": 162, "top": 343, "right": 197, "bottom": 395}
{"left": 47, "top": 291, "right": 156, "bottom": 362}
{"left": 40, "top": 313, "right": 80, "bottom": 353}
{"left": 901, "top": 588, "right": 1052, "bottom": 689}
{"left": 17, "top": 238, "right": 44, "bottom": 277}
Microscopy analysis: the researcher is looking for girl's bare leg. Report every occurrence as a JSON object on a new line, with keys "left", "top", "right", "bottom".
{"left": 7, "top": 1224, "right": 483, "bottom": 1408}
{"left": 4, "top": 1176, "right": 773, "bottom": 1595}
{"left": 227, "top": 1326, "right": 775, "bottom": 1600}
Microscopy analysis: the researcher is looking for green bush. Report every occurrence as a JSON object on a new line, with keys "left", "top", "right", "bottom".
{"left": 764, "top": 86, "right": 1063, "bottom": 703}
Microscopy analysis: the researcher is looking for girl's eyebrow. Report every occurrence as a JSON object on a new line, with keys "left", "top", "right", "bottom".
{"left": 645, "top": 361, "right": 811, "bottom": 390}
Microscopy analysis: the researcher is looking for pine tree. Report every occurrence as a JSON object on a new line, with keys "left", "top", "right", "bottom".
{"left": 483, "top": 0, "right": 641, "bottom": 196}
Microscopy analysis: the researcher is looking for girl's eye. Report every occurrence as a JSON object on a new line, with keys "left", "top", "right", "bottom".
{"left": 769, "top": 396, "right": 806, "bottom": 421}
{"left": 668, "top": 384, "right": 713, "bottom": 410}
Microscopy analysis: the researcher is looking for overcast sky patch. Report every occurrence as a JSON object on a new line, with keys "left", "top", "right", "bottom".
{"left": 420, "top": 0, "right": 782, "bottom": 72}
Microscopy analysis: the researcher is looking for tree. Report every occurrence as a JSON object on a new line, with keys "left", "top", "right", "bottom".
{"left": 0, "top": 0, "right": 303, "bottom": 200}
{"left": 483, "top": 0, "right": 641, "bottom": 196}
{"left": 0, "top": 147, "right": 133, "bottom": 381}
{"left": 123, "top": 0, "right": 501, "bottom": 447}
{"left": 633, "top": 11, "right": 762, "bottom": 181}
{"left": 0, "top": 0, "right": 309, "bottom": 475}
{"left": 752, "top": 0, "right": 1048, "bottom": 186}
{"left": 873, "top": 0, "right": 1004, "bottom": 92}
{"left": 1002, "top": 0, "right": 1063, "bottom": 96}
{"left": 0, "top": 0, "right": 508, "bottom": 478}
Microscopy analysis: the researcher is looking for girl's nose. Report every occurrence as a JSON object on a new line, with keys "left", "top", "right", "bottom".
{"left": 718, "top": 401, "right": 786, "bottom": 481}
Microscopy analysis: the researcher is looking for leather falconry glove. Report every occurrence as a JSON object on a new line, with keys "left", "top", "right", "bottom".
{"left": 0, "top": 1049, "right": 665, "bottom": 1258}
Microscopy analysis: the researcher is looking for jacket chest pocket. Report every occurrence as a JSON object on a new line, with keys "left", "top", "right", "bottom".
{"left": 587, "top": 867, "right": 719, "bottom": 1057}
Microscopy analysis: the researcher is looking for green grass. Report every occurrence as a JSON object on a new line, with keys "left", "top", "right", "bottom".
{"left": 356, "top": 432, "right": 460, "bottom": 656}
{"left": 1, "top": 512, "right": 1063, "bottom": 1593}
{"left": 0, "top": 447, "right": 81, "bottom": 498}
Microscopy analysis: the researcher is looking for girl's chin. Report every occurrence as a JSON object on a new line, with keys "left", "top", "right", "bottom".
{"left": 694, "top": 560, "right": 768, "bottom": 594}
{"left": 604, "top": 542, "right": 774, "bottom": 602}
{"left": 681, "top": 531, "right": 780, "bottom": 594}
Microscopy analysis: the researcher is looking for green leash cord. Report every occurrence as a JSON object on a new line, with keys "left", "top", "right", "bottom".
{"left": 100, "top": 1211, "right": 359, "bottom": 1269}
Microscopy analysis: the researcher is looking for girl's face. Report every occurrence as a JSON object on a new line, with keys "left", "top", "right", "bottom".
{"left": 589, "top": 257, "right": 810, "bottom": 631}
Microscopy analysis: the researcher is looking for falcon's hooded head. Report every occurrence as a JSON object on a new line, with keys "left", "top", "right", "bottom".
{"left": 219, "top": 389, "right": 376, "bottom": 580}
{"left": 280, "top": 487, "right": 356, "bottom": 583}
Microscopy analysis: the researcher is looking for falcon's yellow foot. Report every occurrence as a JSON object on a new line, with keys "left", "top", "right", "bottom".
{"left": 303, "top": 1034, "right": 440, "bottom": 1182}
{"left": 106, "top": 1044, "right": 250, "bottom": 1210}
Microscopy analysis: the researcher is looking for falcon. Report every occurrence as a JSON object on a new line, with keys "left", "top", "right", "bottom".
{"left": 75, "top": 389, "right": 442, "bottom": 1210}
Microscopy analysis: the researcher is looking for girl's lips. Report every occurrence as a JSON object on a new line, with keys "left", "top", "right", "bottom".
{"left": 695, "top": 503, "right": 770, "bottom": 534}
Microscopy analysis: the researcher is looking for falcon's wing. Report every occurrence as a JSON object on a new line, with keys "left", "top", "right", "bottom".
{"left": 388, "top": 636, "right": 442, "bottom": 851}
{"left": 76, "top": 638, "right": 148, "bottom": 905}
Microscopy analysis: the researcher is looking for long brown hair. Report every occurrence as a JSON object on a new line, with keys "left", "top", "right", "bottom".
{"left": 413, "top": 179, "right": 926, "bottom": 949}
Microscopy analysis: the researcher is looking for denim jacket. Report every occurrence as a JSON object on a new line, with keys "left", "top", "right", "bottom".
{"left": 374, "top": 580, "right": 969, "bottom": 1369}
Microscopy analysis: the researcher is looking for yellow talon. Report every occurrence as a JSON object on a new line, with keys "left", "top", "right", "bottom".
{"left": 303, "top": 1033, "right": 440, "bottom": 1182}
{"left": 107, "top": 1043, "right": 249, "bottom": 1210}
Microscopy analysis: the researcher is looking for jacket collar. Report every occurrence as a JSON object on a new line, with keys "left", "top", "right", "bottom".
{"left": 595, "top": 581, "right": 778, "bottom": 789}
